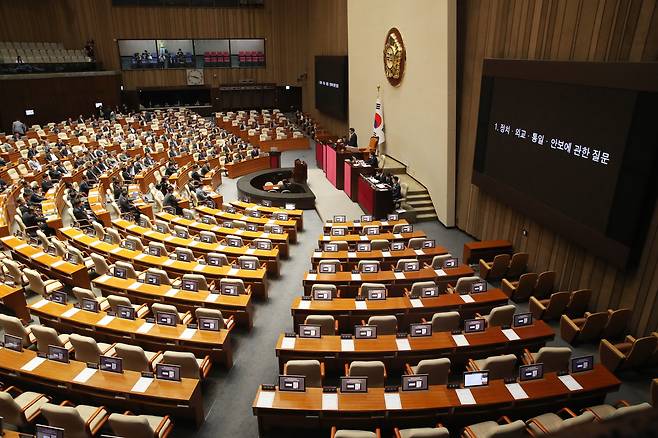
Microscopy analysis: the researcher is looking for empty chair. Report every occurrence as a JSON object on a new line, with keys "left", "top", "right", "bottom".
{"left": 24, "top": 268, "right": 63, "bottom": 298}
{"left": 362, "top": 225, "right": 380, "bottom": 236}
{"left": 466, "top": 354, "right": 517, "bottom": 380}
{"left": 68, "top": 247, "right": 93, "bottom": 269}
{"left": 533, "top": 271, "right": 556, "bottom": 299}
{"left": 396, "top": 425, "right": 449, "bottom": 438}
{"left": 1, "top": 259, "right": 28, "bottom": 286}
{"left": 219, "top": 278, "right": 248, "bottom": 294}
{"left": 331, "top": 427, "right": 379, "bottom": 438}
{"left": 0, "top": 388, "right": 50, "bottom": 430}
{"left": 599, "top": 335, "right": 657, "bottom": 373}
{"left": 0, "top": 314, "right": 36, "bottom": 346}
{"left": 461, "top": 417, "right": 525, "bottom": 438}
{"left": 409, "top": 281, "right": 440, "bottom": 297}
{"left": 358, "top": 260, "right": 380, "bottom": 272}
{"left": 284, "top": 360, "right": 323, "bottom": 387}
{"left": 30, "top": 325, "right": 72, "bottom": 354}
{"left": 560, "top": 311, "right": 608, "bottom": 345}
{"left": 139, "top": 214, "right": 153, "bottom": 229}
{"left": 143, "top": 268, "right": 173, "bottom": 285}
{"left": 311, "top": 283, "right": 338, "bottom": 298}
{"left": 428, "top": 254, "right": 454, "bottom": 269}
{"left": 91, "top": 253, "right": 113, "bottom": 276}
{"left": 304, "top": 315, "right": 337, "bottom": 335}
{"left": 181, "top": 273, "right": 209, "bottom": 290}
{"left": 194, "top": 308, "right": 232, "bottom": 330}
{"left": 106, "top": 295, "right": 148, "bottom": 318}
{"left": 114, "top": 261, "right": 138, "bottom": 278}
{"left": 584, "top": 401, "right": 652, "bottom": 421}
{"left": 452, "top": 276, "right": 481, "bottom": 294}
{"left": 174, "top": 248, "right": 195, "bottom": 262}
{"left": 148, "top": 242, "right": 169, "bottom": 257}
{"left": 161, "top": 351, "right": 211, "bottom": 379}
{"left": 69, "top": 333, "right": 115, "bottom": 363}
{"left": 182, "top": 209, "right": 195, "bottom": 220}
{"left": 525, "top": 410, "right": 595, "bottom": 436}
{"left": 405, "top": 358, "right": 450, "bottom": 385}
{"left": 601, "top": 308, "right": 631, "bottom": 341}
{"left": 529, "top": 291, "right": 570, "bottom": 321}
{"left": 392, "top": 224, "right": 409, "bottom": 233}
{"left": 370, "top": 239, "right": 390, "bottom": 251}
{"left": 564, "top": 289, "right": 592, "bottom": 317}
{"left": 108, "top": 412, "right": 173, "bottom": 438}
{"left": 40, "top": 402, "right": 109, "bottom": 438}
{"left": 330, "top": 240, "right": 349, "bottom": 250}
{"left": 72, "top": 287, "right": 109, "bottom": 311}
{"left": 114, "top": 343, "right": 162, "bottom": 373}
{"left": 238, "top": 255, "right": 260, "bottom": 269}
{"left": 50, "top": 237, "right": 67, "bottom": 257}
{"left": 318, "top": 259, "right": 341, "bottom": 273}
{"left": 366, "top": 315, "right": 398, "bottom": 335}
{"left": 523, "top": 347, "right": 572, "bottom": 373}
{"left": 206, "top": 252, "right": 229, "bottom": 266}
{"left": 407, "top": 238, "right": 426, "bottom": 250}
{"left": 430, "top": 311, "right": 461, "bottom": 332}
{"left": 105, "top": 228, "right": 121, "bottom": 244}
{"left": 395, "top": 258, "right": 419, "bottom": 271}
{"left": 479, "top": 254, "right": 510, "bottom": 281}
{"left": 358, "top": 283, "right": 386, "bottom": 298}
{"left": 232, "top": 220, "right": 247, "bottom": 230}
{"left": 502, "top": 272, "right": 538, "bottom": 302}
{"left": 199, "top": 230, "right": 217, "bottom": 243}
{"left": 173, "top": 225, "right": 189, "bottom": 238}
{"left": 478, "top": 304, "right": 515, "bottom": 327}
{"left": 346, "top": 361, "right": 386, "bottom": 388}
{"left": 151, "top": 303, "right": 192, "bottom": 325}
{"left": 154, "top": 220, "right": 171, "bottom": 234}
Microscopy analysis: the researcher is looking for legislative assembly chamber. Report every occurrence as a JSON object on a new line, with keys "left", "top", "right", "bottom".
{"left": 0, "top": 0, "right": 656, "bottom": 437}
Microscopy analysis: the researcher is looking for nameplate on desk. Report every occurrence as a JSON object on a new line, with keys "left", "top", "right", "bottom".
{"left": 347, "top": 252, "right": 357, "bottom": 258}
{"left": 32, "top": 299, "right": 49, "bottom": 309}
{"left": 21, "top": 357, "right": 46, "bottom": 371}
{"left": 90, "top": 241, "right": 103, "bottom": 247}
{"left": 227, "top": 268, "right": 239, "bottom": 276}
{"left": 205, "top": 294, "right": 218, "bottom": 303}
{"left": 297, "top": 300, "right": 311, "bottom": 310}
{"left": 394, "top": 272, "right": 406, "bottom": 280}
{"left": 384, "top": 392, "right": 402, "bottom": 410}
{"left": 256, "top": 390, "right": 275, "bottom": 408}
{"left": 96, "top": 274, "right": 110, "bottom": 282}
{"left": 396, "top": 338, "right": 411, "bottom": 351}
{"left": 322, "top": 393, "right": 338, "bottom": 410}
{"left": 505, "top": 383, "right": 529, "bottom": 400}
{"left": 502, "top": 329, "right": 520, "bottom": 341}
{"left": 131, "top": 376, "right": 154, "bottom": 393}
{"left": 460, "top": 294, "right": 475, "bottom": 303}
{"left": 128, "top": 282, "right": 141, "bottom": 290}
{"left": 434, "top": 269, "right": 447, "bottom": 276}
{"left": 97, "top": 315, "right": 115, "bottom": 326}
{"left": 73, "top": 367, "right": 97, "bottom": 383}
{"left": 137, "top": 322, "right": 154, "bottom": 334}
{"left": 312, "top": 252, "right": 322, "bottom": 258}
{"left": 246, "top": 248, "right": 256, "bottom": 255}
{"left": 165, "top": 289, "right": 179, "bottom": 297}
{"left": 351, "top": 273, "right": 362, "bottom": 281}
{"left": 110, "top": 247, "right": 123, "bottom": 254}
{"left": 359, "top": 235, "right": 368, "bottom": 241}
{"left": 409, "top": 298, "right": 424, "bottom": 308}
{"left": 163, "top": 259, "right": 175, "bottom": 267}
{"left": 456, "top": 388, "right": 476, "bottom": 405}
{"left": 322, "top": 236, "right": 330, "bottom": 241}
{"left": 558, "top": 374, "right": 583, "bottom": 391}
{"left": 32, "top": 251, "right": 45, "bottom": 258}
{"left": 306, "top": 273, "right": 317, "bottom": 281}
{"left": 354, "top": 300, "right": 367, "bottom": 310}
{"left": 340, "top": 339, "right": 355, "bottom": 352}
{"left": 179, "top": 328, "right": 196, "bottom": 340}
{"left": 280, "top": 337, "right": 296, "bottom": 349}
{"left": 452, "top": 334, "right": 469, "bottom": 347}
{"left": 51, "top": 260, "right": 66, "bottom": 268}
{"left": 134, "top": 253, "right": 147, "bottom": 261}
{"left": 382, "top": 251, "right": 391, "bottom": 258}
{"left": 61, "top": 307, "right": 80, "bottom": 318}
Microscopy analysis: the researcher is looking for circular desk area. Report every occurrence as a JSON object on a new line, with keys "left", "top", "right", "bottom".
{"left": 236, "top": 168, "right": 316, "bottom": 209}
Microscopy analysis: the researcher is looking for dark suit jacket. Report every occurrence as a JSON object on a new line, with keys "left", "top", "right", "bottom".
{"left": 347, "top": 133, "right": 358, "bottom": 147}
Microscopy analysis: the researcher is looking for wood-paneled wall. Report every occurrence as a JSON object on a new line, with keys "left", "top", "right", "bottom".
{"left": 456, "top": 0, "right": 658, "bottom": 335}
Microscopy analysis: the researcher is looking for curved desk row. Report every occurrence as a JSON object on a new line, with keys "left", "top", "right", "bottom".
{"left": 310, "top": 246, "right": 449, "bottom": 271}
{"left": 322, "top": 219, "right": 408, "bottom": 233}
{"left": 196, "top": 205, "right": 299, "bottom": 242}
{"left": 318, "top": 231, "right": 427, "bottom": 247}
{"left": 229, "top": 200, "right": 303, "bottom": 228}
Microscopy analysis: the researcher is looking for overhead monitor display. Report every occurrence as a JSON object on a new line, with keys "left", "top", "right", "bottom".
{"left": 315, "top": 56, "right": 348, "bottom": 120}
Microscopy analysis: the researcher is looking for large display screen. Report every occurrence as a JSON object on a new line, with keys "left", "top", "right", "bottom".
{"left": 473, "top": 60, "right": 658, "bottom": 268}
{"left": 315, "top": 56, "right": 348, "bottom": 120}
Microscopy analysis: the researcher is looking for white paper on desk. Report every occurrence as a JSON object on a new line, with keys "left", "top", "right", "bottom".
{"left": 266, "top": 220, "right": 276, "bottom": 225}
{"left": 456, "top": 388, "right": 476, "bottom": 405}
{"left": 137, "top": 322, "right": 154, "bottom": 334}
{"left": 188, "top": 240, "right": 199, "bottom": 247}
{"left": 280, "top": 337, "right": 296, "bottom": 349}
{"left": 90, "top": 240, "right": 102, "bottom": 247}
{"left": 354, "top": 300, "right": 367, "bottom": 310}
{"left": 396, "top": 338, "right": 411, "bottom": 351}
{"left": 380, "top": 221, "right": 389, "bottom": 226}
{"left": 194, "top": 265, "right": 205, "bottom": 272}
{"left": 131, "top": 377, "right": 153, "bottom": 393}
{"left": 505, "top": 383, "right": 529, "bottom": 400}
{"left": 382, "top": 251, "right": 391, "bottom": 258}
{"left": 352, "top": 222, "right": 361, "bottom": 227}
{"left": 460, "top": 294, "right": 475, "bottom": 303}
{"left": 409, "top": 298, "right": 424, "bottom": 308}
{"left": 204, "top": 294, "right": 218, "bottom": 303}
{"left": 163, "top": 259, "right": 175, "bottom": 266}
{"left": 559, "top": 374, "right": 583, "bottom": 391}
{"left": 246, "top": 248, "right": 256, "bottom": 255}
{"left": 452, "top": 334, "right": 469, "bottom": 347}
{"left": 61, "top": 307, "right": 80, "bottom": 318}
{"left": 212, "top": 226, "right": 221, "bottom": 232}
{"left": 297, "top": 300, "right": 311, "bottom": 310}
{"left": 32, "top": 251, "right": 45, "bottom": 258}
{"left": 128, "top": 282, "right": 141, "bottom": 290}
{"left": 351, "top": 273, "right": 362, "bottom": 281}
{"left": 73, "top": 367, "right": 97, "bottom": 383}
{"left": 96, "top": 274, "right": 110, "bottom": 282}
{"left": 235, "top": 229, "right": 244, "bottom": 235}
{"left": 32, "top": 299, "right": 49, "bottom": 309}
{"left": 359, "top": 235, "right": 368, "bottom": 241}
{"left": 393, "top": 233, "right": 403, "bottom": 239}
{"left": 14, "top": 243, "right": 28, "bottom": 250}
{"left": 144, "top": 230, "right": 155, "bottom": 236}
{"left": 341, "top": 339, "right": 355, "bottom": 352}
{"left": 97, "top": 315, "right": 115, "bottom": 326}
{"left": 262, "top": 233, "right": 271, "bottom": 238}
{"left": 256, "top": 391, "right": 275, "bottom": 408}
{"left": 51, "top": 260, "right": 66, "bottom": 268}
{"left": 128, "top": 224, "right": 138, "bottom": 230}
{"left": 179, "top": 328, "right": 196, "bottom": 340}
{"left": 134, "top": 253, "right": 147, "bottom": 261}
{"left": 414, "top": 249, "right": 424, "bottom": 256}
{"left": 312, "top": 252, "right": 322, "bottom": 258}
{"left": 394, "top": 272, "right": 406, "bottom": 280}
{"left": 384, "top": 392, "right": 402, "bottom": 410}
{"left": 322, "top": 393, "right": 338, "bottom": 410}
{"left": 165, "top": 289, "right": 178, "bottom": 297}
{"left": 110, "top": 247, "right": 122, "bottom": 254}
{"left": 21, "top": 357, "right": 46, "bottom": 371}
{"left": 306, "top": 273, "right": 317, "bottom": 281}
{"left": 227, "top": 268, "right": 239, "bottom": 276}
{"left": 434, "top": 269, "right": 447, "bottom": 276}
{"left": 502, "top": 329, "right": 520, "bottom": 341}
{"left": 347, "top": 252, "right": 356, "bottom": 258}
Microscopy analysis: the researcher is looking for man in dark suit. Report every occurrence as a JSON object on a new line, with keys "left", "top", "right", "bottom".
{"left": 365, "top": 152, "right": 378, "bottom": 168}
{"left": 347, "top": 128, "right": 358, "bottom": 147}
{"left": 72, "top": 198, "right": 91, "bottom": 226}
{"left": 163, "top": 186, "right": 182, "bottom": 215}
{"left": 22, "top": 205, "right": 53, "bottom": 236}
{"left": 118, "top": 189, "right": 141, "bottom": 219}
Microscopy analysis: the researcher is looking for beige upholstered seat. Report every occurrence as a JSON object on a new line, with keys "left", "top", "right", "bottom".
{"left": 479, "top": 254, "right": 510, "bottom": 281}
{"left": 392, "top": 224, "right": 409, "bottom": 233}
{"left": 502, "top": 272, "right": 538, "bottom": 302}
{"left": 462, "top": 419, "right": 525, "bottom": 438}
{"left": 481, "top": 304, "right": 515, "bottom": 327}
{"left": 151, "top": 302, "right": 192, "bottom": 325}
{"left": 41, "top": 402, "right": 109, "bottom": 438}
{"left": 529, "top": 291, "right": 570, "bottom": 321}
{"left": 1, "top": 259, "right": 28, "bottom": 285}
{"left": 145, "top": 268, "right": 173, "bottom": 285}
{"left": 304, "top": 315, "right": 336, "bottom": 335}
{"left": 0, "top": 314, "right": 36, "bottom": 346}
{"left": 284, "top": 360, "right": 323, "bottom": 387}
{"left": 72, "top": 287, "right": 109, "bottom": 311}
{"left": 139, "top": 214, "right": 153, "bottom": 229}
{"left": 232, "top": 220, "right": 247, "bottom": 230}
{"left": 407, "top": 238, "right": 426, "bottom": 250}
{"left": 396, "top": 258, "right": 419, "bottom": 271}
{"left": 30, "top": 325, "right": 72, "bottom": 354}
{"left": 347, "top": 361, "right": 386, "bottom": 387}
{"left": 69, "top": 333, "right": 114, "bottom": 363}
{"left": 194, "top": 308, "right": 228, "bottom": 329}
{"left": 585, "top": 402, "right": 652, "bottom": 421}
{"left": 362, "top": 225, "right": 380, "bottom": 236}
{"left": 332, "top": 429, "right": 377, "bottom": 438}
{"left": 154, "top": 220, "right": 171, "bottom": 234}
{"left": 181, "top": 273, "right": 209, "bottom": 290}
{"left": 397, "top": 426, "right": 450, "bottom": 438}
{"left": 114, "top": 261, "right": 138, "bottom": 278}
{"left": 526, "top": 411, "right": 594, "bottom": 436}
{"left": 311, "top": 283, "right": 338, "bottom": 298}
{"left": 219, "top": 278, "right": 247, "bottom": 294}
{"left": 366, "top": 315, "right": 398, "bottom": 335}
{"left": 359, "top": 283, "right": 386, "bottom": 298}
{"left": 105, "top": 228, "right": 122, "bottom": 244}
{"left": 24, "top": 268, "right": 63, "bottom": 298}
{"left": 523, "top": 347, "right": 572, "bottom": 373}
{"left": 148, "top": 242, "right": 169, "bottom": 257}
{"left": 108, "top": 413, "right": 173, "bottom": 438}
{"left": 370, "top": 239, "right": 390, "bottom": 251}
{"left": 161, "top": 351, "right": 211, "bottom": 379}
{"left": 453, "top": 276, "right": 481, "bottom": 294}
{"left": 358, "top": 260, "right": 380, "bottom": 272}
{"left": 410, "top": 281, "right": 439, "bottom": 297}
{"left": 114, "top": 343, "right": 161, "bottom": 373}
{"left": 0, "top": 389, "right": 49, "bottom": 429}
{"left": 431, "top": 311, "right": 461, "bottom": 332}
{"left": 91, "top": 253, "right": 113, "bottom": 276}
{"left": 206, "top": 252, "right": 229, "bottom": 266}
{"left": 106, "top": 295, "right": 148, "bottom": 318}
{"left": 466, "top": 354, "right": 517, "bottom": 380}
{"left": 125, "top": 235, "right": 144, "bottom": 251}
{"left": 319, "top": 259, "right": 341, "bottom": 273}
{"left": 429, "top": 254, "right": 453, "bottom": 269}
{"left": 407, "top": 358, "right": 450, "bottom": 385}
{"left": 329, "top": 240, "right": 349, "bottom": 250}
{"left": 199, "top": 230, "right": 218, "bottom": 243}
{"left": 238, "top": 255, "right": 260, "bottom": 268}
{"left": 560, "top": 311, "right": 608, "bottom": 344}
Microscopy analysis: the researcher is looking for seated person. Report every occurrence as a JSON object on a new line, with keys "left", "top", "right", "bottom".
{"left": 163, "top": 186, "right": 183, "bottom": 215}
{"left": 118, "top": 188, "right": 141, "bottom": 220}
{"left": 72, "top": 198, "right": 92, "bottom": 227}
{"left": 22, "top": 205, "right": 53, "bottom": 236}
{"left": 366, "top": 152, "right": 378, "bottom": 168}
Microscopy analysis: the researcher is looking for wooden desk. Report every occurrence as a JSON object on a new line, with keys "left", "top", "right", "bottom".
{"left": 275, "top": 321, "right": 554, "bottom": 372}
{"left": 0, "top": 284, "right": 30, "bottom": 323}
{"left": 229, "top": 200, "right": 304, "bottom": 229}
{"left": 344, "top": 160, "right": 375, "bottom": 201}
{"left": 310, "top": 246, "right": 449, "bottom": 271}
{"left": 156, "top": 212, "right": 290, "bottom": 258}
{"left": 358, "top": 175, "right": 394, "bottom": 219}
{"left": 113, "top": 218, "right": 281, "bottom": 276}
{"left": 463, "top": 240, "right": 514, "bottom": 264}
{"left": 303, "top": 266, "right": 475, "bottom": 296}
{"left": 258, "top": 136, "right": 310, "bottom": 152}
{"left": 196, "top": 205, "right": 298, "bottom": 243}
{"left": 322, "top": 219, "right": 408, "bottom": 234}
{"left": 29, "top": 299, "right": 234, "bottom": 368}
{"left": 318, "top": 231, "right": 427, "bottom": 247}
{"left": 93, "top": 274, "right": 254, "bottom": 330}
{"left": 226, "top": 155, "right": 271, "bottom": 179}
{"left": 0, "top": 347, "right": 203, "bottom": 427}
{"left": 60, "top": 227, "right": 268, "bottom": 299}
{"left": 324, "top": 145, "right": 365, "bottom": 190}
{"left": 252, "top": 366, "right": 620, "bottom": 436}
{"left": 289, "top": 289, "right": 510, "bottom": 331}
{"left": 1, "top": 235, "right": 91, "bottom": 289}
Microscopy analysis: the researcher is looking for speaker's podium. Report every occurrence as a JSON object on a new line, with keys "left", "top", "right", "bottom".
{"left": 324, "top": 143, "right": 366, "bottom": 190}
{"left": 269, "top": 148, "right": 281, "bottom": 168}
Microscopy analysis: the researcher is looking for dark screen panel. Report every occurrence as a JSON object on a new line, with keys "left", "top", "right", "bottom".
{"left": 315, "top": 56, "right": 348, "bottom": 121}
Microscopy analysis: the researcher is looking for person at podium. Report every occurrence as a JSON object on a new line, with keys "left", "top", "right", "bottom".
{"left": 365, "top": 151, "right": 378, "bottom": 168}
{"left": 347, "top": 128, "right": 358, "bottom": 147}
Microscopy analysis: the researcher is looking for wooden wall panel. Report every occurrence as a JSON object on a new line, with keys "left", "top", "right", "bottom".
{"left": 456, "top": 0, "right": 658, "bottom": 335}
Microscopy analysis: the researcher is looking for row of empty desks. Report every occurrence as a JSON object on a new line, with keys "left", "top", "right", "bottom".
{"left": 225, "top": 155, "right": 271, "bottom": 178}
{"left": 310, "top": 246, "right": 449, "bottom": 270}
{"left": 274, "top": 320, "right": 554, "bottom": 372}
{"left": 252, "top": 366, "right": 620, "bottom": 436}
{"left": 289, "top": 289, "right": 510, "bottom": 331}
{"left": 229, "top": 200, "right": 304, "bottom": 229}
{"left": 318, "top": 231, "right": 426, "bottom": 247}
{"left": 196, "top": 205, "right": 298, "bottom": 242}
{"left": 322, "top": 219, "right": 408, "bottom": 234}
